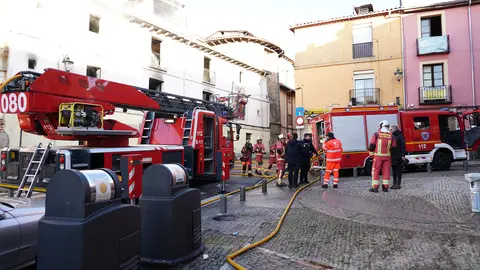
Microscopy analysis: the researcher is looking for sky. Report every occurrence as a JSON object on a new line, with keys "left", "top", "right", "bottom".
{"left": 181, "top": 0, "right": 402, "bottom": 56}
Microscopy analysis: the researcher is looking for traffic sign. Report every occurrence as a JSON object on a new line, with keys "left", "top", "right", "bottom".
{"left": 296, "top": 116, "right": 304, "bottom": 126}
{"left": 295, "top": 107, "right": 305, "bottom": 117}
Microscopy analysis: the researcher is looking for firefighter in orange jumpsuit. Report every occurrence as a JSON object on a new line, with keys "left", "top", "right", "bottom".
{"left": 241, "top": 141, "right": 254, "bottom": 177}
{"left": 275, "top": 134, "right": 287, "bottom": 187}
{"left": 369, "top": 120, "right": 397, "bottom": 192}
{"left": 321, "top": 132, "right": 343, "bottom": 189}
{"left": 253, "top": 137, "right": 266, "bottom": 175}
{"left": 268, "top": 143, "right": 276, "bottom": 171}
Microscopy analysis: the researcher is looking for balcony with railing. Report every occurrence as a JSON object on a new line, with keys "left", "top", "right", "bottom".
{"left": 353, "top": 42, "right": 373, "bottom": 59}
{"left": 203, "top": 68, "right": 216, "bottom": 85}
{"left": 349, "top": 88, "right": 380, "bottom": 105}
{"left": 419, "top": 85, "right": 452, "bottom": 104}
{"left": 417, "top": 35, "right": 450, "bottom": 56}
{"left": 150, "top": 52, "right": 167, "bottom": 71}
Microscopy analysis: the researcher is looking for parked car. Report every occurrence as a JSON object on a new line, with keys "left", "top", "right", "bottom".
{"left": 0, "top": 195, "right": 45, "bottom": 270}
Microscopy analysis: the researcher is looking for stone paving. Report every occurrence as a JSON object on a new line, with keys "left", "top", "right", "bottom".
{"left": 164, "top": 164, "right": 480, "bottom": 270}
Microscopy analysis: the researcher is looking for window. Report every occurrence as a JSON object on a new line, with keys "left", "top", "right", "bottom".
{"left": 352, "top": 71, "right": 376, "bottom": 104}
{"left": 151, "top": 38, "right": 161, "bottom": 69}
{"left": 149, "top": 78, "right": 163, "bottom": 92}
{"left": 413, "top": 116, "right": 430, "bottom": 130}
{"left": 28, "top": 58, "right": 37, "bottom": 70}
{"left": 421, "top": 16, "right": 442, "bottom": 38}
{"left": 86, "top": 66, "right": 101, "bottom": 78}
{"left": 352, "top": 23, "right": 373, "bottom": 58}
{"left": 202, "top": 91, "right": 212, "bottom": 101}
{"left": 203, "top": 57, "right": 211, "bottom": 83}
{"left": 89, "top": 15, "right": 100, "bottom": 33}
{"left": 246, "top": 133, "right": 252, "bottom": 142}
{"left": 423, "top": 64, "right": 444, "bottom": 87}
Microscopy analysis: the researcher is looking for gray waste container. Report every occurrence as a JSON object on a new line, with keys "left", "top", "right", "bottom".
{"left": 37, "top": 169, "right": 141, "bottom": 270}
{"left": 140, "top": 164, "right": 204, "bottom": 265}
{"left": 465, "top": 173, "right": 480, "bottom": 213}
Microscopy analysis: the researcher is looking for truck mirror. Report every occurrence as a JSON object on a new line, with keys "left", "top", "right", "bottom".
{"left": 236, "top": 134, "right": 239, "bottom": 140}
{"left": 236, "top": 124, "right": 241, "bottom": 134}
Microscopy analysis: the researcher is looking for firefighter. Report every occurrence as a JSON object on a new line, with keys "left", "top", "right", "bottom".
{"left": 241, "top": 141, "right": 254, "bottom": 177}
{"left": 299, "top": 133, "right": 318, "bottom": 185}
{"left": 268, "top": 143, "right": 276, "bottom": 171}
{"left": 368, "top": 120, "right": 397, "bottom": 192}
{"left": 286, "top": 133, "right": 293, "bottom": 143}
{"left": 321, "top": 132, "right": 343, "bottom": 189}
{"left": 275, "top": 134, "right": 287, "bottom": 187}
{"left": 253, "top": 137, "right": 266, "bottom": 175}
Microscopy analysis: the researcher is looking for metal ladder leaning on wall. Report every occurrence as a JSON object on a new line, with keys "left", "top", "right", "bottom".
{"left": 15, "top": 142, "right": 52, "bottom": 198}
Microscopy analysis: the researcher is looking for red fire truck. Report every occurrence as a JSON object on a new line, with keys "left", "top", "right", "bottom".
{"left": 310, "top": 105, "right": 469, "bottom": 174}
{"left": 0, "top": 69, "right": 245, "bottom": 194}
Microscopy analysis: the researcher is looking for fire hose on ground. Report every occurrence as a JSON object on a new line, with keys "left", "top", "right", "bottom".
{"left": 225, "top": 153, "right": 325, "bottom": 270}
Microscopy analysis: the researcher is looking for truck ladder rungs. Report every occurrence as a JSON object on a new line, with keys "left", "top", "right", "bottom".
{"left": 15, "top": 142, "right": 52, "bottom": 198}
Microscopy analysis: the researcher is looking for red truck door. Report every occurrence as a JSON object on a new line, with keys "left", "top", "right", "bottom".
{"left": 401, "top": 112, "right": 440, "bottom": 152}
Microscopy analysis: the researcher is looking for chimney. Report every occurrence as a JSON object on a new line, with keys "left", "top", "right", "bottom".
{"left": 354, "top": 4, "right": 374, "bottom": 15}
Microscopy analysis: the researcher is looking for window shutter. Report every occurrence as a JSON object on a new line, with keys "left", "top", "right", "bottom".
{"left": 352, "top": 24, "right": 372, "bottom": 44}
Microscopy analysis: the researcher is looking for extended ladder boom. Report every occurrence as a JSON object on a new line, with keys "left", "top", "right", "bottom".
{"left": 1, "top": 69, "right": 234, "bottom": 118}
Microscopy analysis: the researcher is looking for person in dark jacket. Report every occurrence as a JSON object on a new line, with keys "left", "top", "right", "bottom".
{"left": 299, "top": 133, "right": 318, "bottom": 185}
{"left": 285, "top": 133, "right": 300, "bottom": 188}
{"left": 390, "top": 125, "right": 406, "bottom": 189}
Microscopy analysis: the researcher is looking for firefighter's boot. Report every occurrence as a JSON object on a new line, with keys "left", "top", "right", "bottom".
{"left": 382, "top": 185, "right": 389, "bottom": 192}
{"left": 333, "top": 184, "right": 338, "bottom": 189}
{"left": 369, "top": 187, "right": 379, "bottom": 193}
{"left": 248, "top": 171, "right": 253, "bottom": 177}
{"left": 321, "top": 184, "right": 328, "bottom": 189}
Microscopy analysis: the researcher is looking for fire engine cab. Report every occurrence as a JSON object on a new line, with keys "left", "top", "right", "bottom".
{"left": 0, "top": 69, "right": 245, "bottom": 195}
{"left": 310, "top": 105, "right": 468, "bottom": 174}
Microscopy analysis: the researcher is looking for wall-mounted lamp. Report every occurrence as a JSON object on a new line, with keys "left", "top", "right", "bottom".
{"left": 394, "top": 67, "right": 403, "bottom": 82}
{"left": 62, "top": 55, "right": 74, "bottom": 72}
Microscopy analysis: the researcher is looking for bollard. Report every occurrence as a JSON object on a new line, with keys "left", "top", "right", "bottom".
{"left": 220, "top": 195, "right": 227, "bottom": 214}
{"left": 427, "top": 162, "right": 432, "bottom": 174}
{"left": 463, "top": 160, "right": 469, "bottom": 171}
{"left": 7, "top": 189, "right": 13, "bottom": 197}
{"left": 240, "top": 185, "right": 246, "bottom": 201}
{"left": 353, "top": 168, "right": 358, "bottom": 178}
{"left": 262, "top": 179, "right": 268, "bottom": 194}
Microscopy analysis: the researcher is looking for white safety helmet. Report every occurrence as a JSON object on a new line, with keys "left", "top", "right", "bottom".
{"left": 278, "top": 134, "right": 285, "bottom": 140}
{"left": 378, "top": 120, "right": 390, "bottom": 129}
{"left": 257, "top": 137, "right": 263, "bottom": 141}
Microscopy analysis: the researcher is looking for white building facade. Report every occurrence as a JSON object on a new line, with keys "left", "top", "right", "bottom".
{"left": 0, "top": 0, "right": 272, "bottom": 153}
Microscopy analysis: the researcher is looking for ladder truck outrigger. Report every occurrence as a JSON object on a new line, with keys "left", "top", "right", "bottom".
{"left": 0, "top": 69, "right": 246, "bottom": 198}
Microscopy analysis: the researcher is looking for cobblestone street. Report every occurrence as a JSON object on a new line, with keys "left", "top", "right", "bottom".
{"left": 175, "top": 164, "right": 480, "bottom": 270}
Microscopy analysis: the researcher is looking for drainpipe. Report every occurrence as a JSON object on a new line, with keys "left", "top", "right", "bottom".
{"left": 468, "top": 0, "right": 476, "bottom": 106}
{"left": 400, "top": 4, "right": 407, "bottom": 109}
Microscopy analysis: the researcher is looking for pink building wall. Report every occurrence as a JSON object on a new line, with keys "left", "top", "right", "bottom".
{"left": 403, "top": 4, "right": 480, "bottom": 108}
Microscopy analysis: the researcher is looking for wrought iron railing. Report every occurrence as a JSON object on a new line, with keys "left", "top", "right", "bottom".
{"left": 353, "top": 42, "right": 373, "bottom": 59}
{"left": 419, "top": 85, "right": 452, "bottom": 104}
{"left": 349, "top": 88, "right": 380, "bottom": 105}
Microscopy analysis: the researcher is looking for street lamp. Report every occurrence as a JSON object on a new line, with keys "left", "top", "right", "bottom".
{"left": 394, "top": 67, "right": 403, "bottom": 82}
{"left": 62, "top": 55, "right": 74, "bottom": 72}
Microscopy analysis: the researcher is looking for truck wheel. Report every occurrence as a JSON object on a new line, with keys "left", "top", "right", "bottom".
{"left": 432, "top": 151, "right": 452, "bottom": 171}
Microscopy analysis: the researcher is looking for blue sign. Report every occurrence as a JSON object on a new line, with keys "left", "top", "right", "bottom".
{"left": 296, "top": 107, "right": 305, "bottom": 117}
